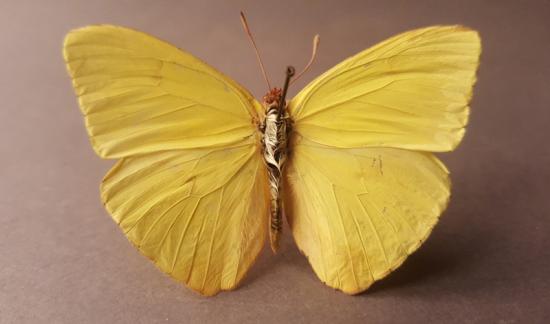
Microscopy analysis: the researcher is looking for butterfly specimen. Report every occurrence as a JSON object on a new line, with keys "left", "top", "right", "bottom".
{"left": 63, "top": 12, "right": 481, "bottom": 296}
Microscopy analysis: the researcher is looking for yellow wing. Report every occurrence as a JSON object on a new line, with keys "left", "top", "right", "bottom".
{"left": 289, "top": 26, "right": 481, "bottom": 151}
{"left": 285, "top": 136, "right": 450, "bottom": 294}
{"left": 102, "top": 140, "right": 269, "bottom": 296}
{"left": 285, "top": 26, "right": 481, "bottom": 294}
{"left": 63, "top": 25, "right": 269, "bottom": 295}
{"left": 64, "top": 25, "right": 263, "bottom": 158}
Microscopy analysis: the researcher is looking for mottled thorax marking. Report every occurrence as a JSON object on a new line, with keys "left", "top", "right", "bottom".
{"left": 261, "top": 88, "right": 290, "bottom": 253}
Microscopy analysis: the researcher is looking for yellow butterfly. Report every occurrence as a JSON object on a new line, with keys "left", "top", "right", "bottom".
{"left": 63, "top": 13, "right": 481, "bottom": 296}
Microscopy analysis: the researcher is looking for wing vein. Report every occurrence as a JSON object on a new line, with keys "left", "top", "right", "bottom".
{"left": 355, "top": 195, "right": 390, "bottom": 268}
{"left": 331, "top": 184, "right": 360, "bottom": 290}
{"left": 201, "top": 186, "right": 224, "bottom": 291}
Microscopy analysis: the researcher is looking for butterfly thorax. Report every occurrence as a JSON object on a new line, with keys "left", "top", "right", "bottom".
{"left": 261, "top": 88, "right": 291, "bottom": 253}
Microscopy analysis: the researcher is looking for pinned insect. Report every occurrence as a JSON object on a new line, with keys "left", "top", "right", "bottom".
{"left": 63, "top": 12, "right": 481, "bottom": 295}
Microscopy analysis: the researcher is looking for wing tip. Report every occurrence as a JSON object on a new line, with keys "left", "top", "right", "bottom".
{"left": 62, "top": 24, "right": 141, "bottom": 63}
{"left": 404, "top": 25, "right": 481, "bottom": 52}
{"left": 63, "top": 24, "right": 120, "bottom": 49}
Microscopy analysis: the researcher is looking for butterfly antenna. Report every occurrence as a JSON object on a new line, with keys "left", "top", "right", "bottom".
{"left": 240, "top": 11, "right": 272, "bottom": 90}
{"left": 290, "top": 34, "right": 320, "bottom": 85}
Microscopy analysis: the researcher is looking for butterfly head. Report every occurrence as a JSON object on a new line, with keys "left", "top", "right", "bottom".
{"left": 262, "top": 87, "right": 282, "bottom": 106}
{"left": 261, "top": 66, "right": 295, "bottom": 117}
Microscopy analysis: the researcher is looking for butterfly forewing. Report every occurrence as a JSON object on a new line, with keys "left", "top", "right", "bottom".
{"left": 64, "top": 25, "right": 263, "bottom": 158}
{"left": 289, "top": 26, "right": 480, "bottom": 152}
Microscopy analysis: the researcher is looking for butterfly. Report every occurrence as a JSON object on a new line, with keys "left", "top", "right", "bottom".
{"left": 63, "top": 13, "right": 481, "bottom": 296}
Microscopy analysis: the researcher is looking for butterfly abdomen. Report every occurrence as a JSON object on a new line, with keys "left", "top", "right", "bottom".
{"left": 261, "top": 100, "right": 290, "bottom": 253}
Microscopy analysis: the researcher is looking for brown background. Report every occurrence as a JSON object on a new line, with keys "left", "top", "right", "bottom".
{"left": 1, "top": 0, "right": 549, "bottom": 323}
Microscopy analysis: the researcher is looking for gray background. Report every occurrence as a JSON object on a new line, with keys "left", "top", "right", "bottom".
{"left": 1, "top": 0, "right": 549, "bottom": 323}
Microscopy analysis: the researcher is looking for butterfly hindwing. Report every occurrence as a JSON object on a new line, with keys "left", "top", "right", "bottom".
{"left": 284, "top": 136, "right": 450, "bottom": 294}
{"left": 101, "top": 140, "right": 269, "bottom": 296}
{"left": 64, "top": 25, "right": 269, "bottom": 295}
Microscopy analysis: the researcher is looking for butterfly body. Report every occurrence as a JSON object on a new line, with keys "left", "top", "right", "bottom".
{"left": 260, "top": 88, "right": 292, "bottom": 252}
